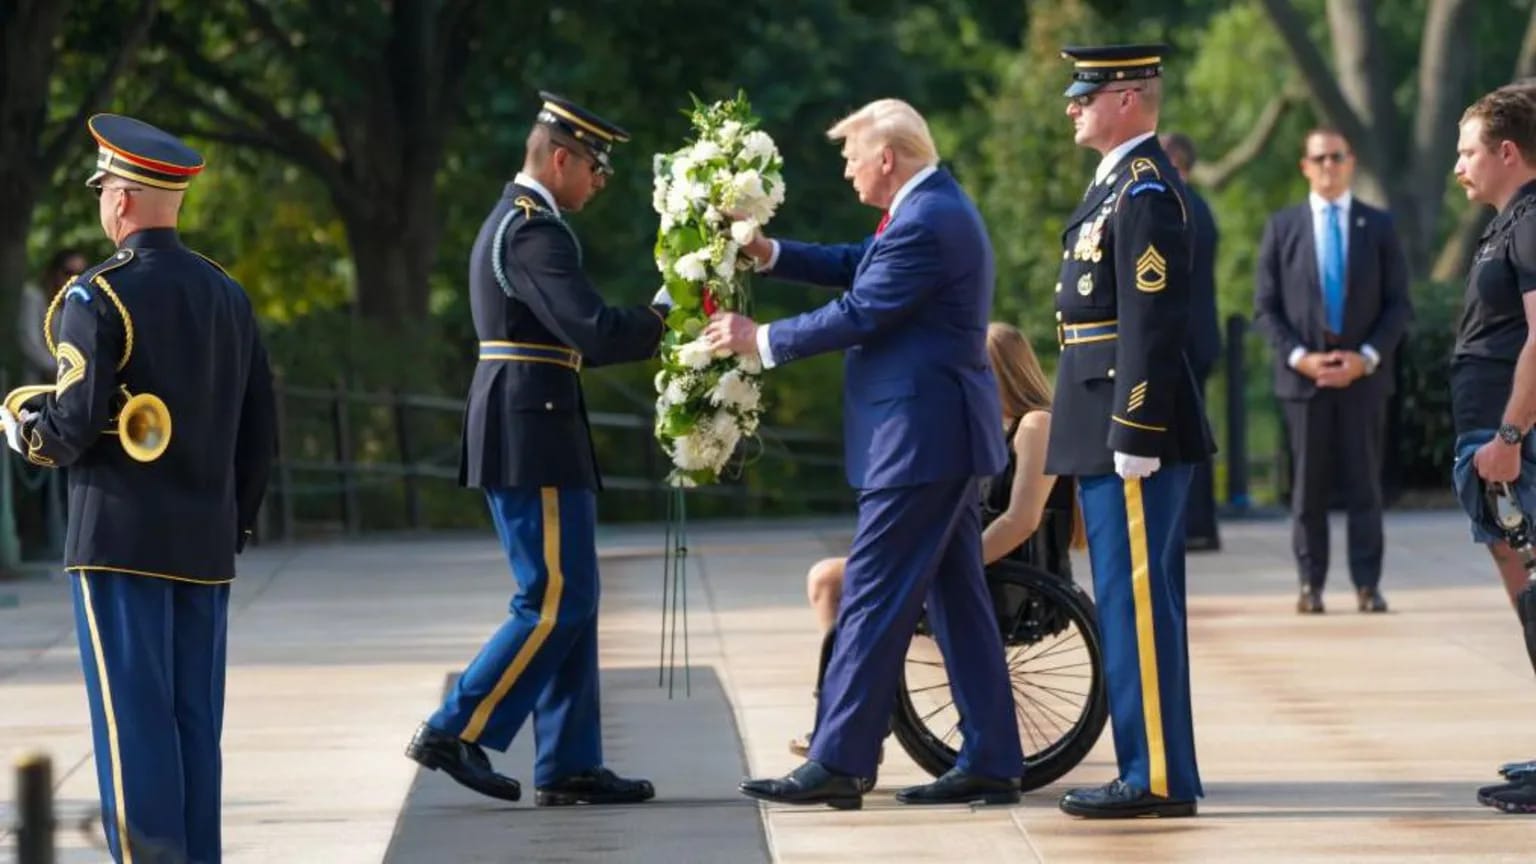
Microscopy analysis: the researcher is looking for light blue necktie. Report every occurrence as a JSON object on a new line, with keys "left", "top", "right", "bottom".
{"left": 1321, "top": 203, "right": 1345, "bottom": 334}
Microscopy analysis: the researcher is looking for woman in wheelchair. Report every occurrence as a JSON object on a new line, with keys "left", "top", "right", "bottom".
{"left": 791, "top": 322, "right": 1083, "bottom": 759}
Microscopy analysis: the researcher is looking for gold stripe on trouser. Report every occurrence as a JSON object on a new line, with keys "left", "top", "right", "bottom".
{"left": 461, "top": 487, "right": 565, "bottom": 742}
{"left": 1123, "top": 478, "right": 1169, "bottom": 798}
{"left": 78, "top": 574, "right": 135, "bottom": 864}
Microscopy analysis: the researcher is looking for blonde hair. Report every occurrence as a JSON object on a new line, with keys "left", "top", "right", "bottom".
{"left": 827, "top": 99, "right": 939, "bottom": 165}
{"left": 987, "top": 322, "right": 1053, "bottom": 419}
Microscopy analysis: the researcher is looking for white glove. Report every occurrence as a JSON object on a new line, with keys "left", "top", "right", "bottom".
{"left": 652, "top": 286, "right": 674, "bottom": 307}
{"left": 0, "top": 408, "right": 25, "bottom": 455}
{"left": 1113, "top": 451, "right": 1161, "bottom": 480}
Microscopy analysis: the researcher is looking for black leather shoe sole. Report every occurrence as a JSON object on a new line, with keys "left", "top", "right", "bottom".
{"left": 739, "top": 786, "right": 862, "bottom": 810}
{"left": 534, "top": 787, "right": 654, "bottom": 807}
{"left": 896, "top": 788, "right": 1020, "bottom": 806}
{"left": 1059, "top": 798, "right": 1196, "bottom": 818}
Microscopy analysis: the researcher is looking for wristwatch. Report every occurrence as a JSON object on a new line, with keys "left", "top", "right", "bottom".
{"left": 1498, "top": 422, "right": 1525, "bottom": 446}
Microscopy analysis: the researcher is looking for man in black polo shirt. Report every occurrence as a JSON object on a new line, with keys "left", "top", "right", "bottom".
{"left": 1451, "top": 83, "right": 1536, "bottom": 814}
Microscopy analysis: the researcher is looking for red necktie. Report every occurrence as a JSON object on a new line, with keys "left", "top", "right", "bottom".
{"left": 876, "top": 211, "right": 891, "bottom": 236}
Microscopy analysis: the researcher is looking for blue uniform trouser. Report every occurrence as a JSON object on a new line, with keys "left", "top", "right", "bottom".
{"left": 429, "top": 486, "right": 602, "bottom": 786}
{"left": 810, "top": 477, "right": 1024, "bottom": 780}
{"left": 72, "top": 570, "right": 229, "bottom": 864}
{"left": 1078, "top": 465, "right": 1203, "bottom": 800}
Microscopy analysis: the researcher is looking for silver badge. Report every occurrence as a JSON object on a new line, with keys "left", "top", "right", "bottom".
{"left": 1077, "top": 272, "right": 1094, "bottom": 296}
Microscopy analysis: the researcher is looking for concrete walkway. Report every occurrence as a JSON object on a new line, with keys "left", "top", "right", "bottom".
{"left": 2, "top": 510, "right": 1534, "bottom": 863}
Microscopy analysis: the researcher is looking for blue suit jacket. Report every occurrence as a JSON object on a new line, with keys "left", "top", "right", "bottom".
{"left": 764, "top": 169, "right": 1007, "bottom": 490}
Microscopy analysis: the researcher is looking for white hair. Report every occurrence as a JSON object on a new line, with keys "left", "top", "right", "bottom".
{"left": 826, "top": 99, "right": 939, "bottom": 165}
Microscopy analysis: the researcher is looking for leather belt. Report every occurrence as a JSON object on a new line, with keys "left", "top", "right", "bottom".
{"left": 1058, "top": 319, "right": 1118, "bottom": 347}
{"left": 478, "top": 341, "right": 582, "bottom": 371}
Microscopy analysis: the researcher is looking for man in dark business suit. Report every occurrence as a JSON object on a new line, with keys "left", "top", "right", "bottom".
{"left": 1160, "top": 132, "right": 1222, "bottom": 552}
{"left": 1253, "top": 128, "right": 1412, "bottom": 615}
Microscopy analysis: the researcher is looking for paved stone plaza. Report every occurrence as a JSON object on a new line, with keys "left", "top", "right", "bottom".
{"left": 3, "top": 510, "right": 1534, "bottom": 863}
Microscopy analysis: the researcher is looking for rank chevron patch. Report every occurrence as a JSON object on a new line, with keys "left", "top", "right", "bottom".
{"left": 1136, "top": 245, "right": 1167, "bottom": 293}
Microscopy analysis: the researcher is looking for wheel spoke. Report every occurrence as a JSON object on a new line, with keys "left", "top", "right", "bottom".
{"left": 1012, "top": 685, "right": 1079, "bottom": 731}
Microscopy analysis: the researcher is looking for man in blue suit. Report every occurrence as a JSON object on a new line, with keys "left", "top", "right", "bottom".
{"left": 705, "top": 98, "right": 1023, "bottom": 809}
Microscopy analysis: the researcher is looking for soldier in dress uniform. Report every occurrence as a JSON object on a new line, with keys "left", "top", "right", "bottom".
{"left": 1046, "top": 45, "right": 1212, "bottom": 819}
{"left": 405, "top": 92, "right": 665, "bottom": 806}
{"left": 0, "top": 114, "right": 275, "bottom": 863}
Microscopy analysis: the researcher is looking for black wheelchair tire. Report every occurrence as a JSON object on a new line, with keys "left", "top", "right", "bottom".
{"left": 891, "top": 561, "right": 1108, "bottom": 791}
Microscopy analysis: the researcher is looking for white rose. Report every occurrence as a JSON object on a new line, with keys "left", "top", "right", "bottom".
{"left": 740, "top": 130, "right": 778, "bottom": 164}
{"left": 665, "top": 184, "right": 693, "bottom": 217}
{"left": 686, "top": 180, "right": 711, "bottom": 204}
{"left": 736, "top": 353, "right": 763, "bottom": 374}
{"left": 709, "top": 369, "right": 761, "bottom": 412}
{"left": 670, "top": 155, "right": 696, "bottom": 182}
{"left": 730, "top": 218, "right": 759, "bottom": 246}
{"left": 692, "top": 140, "right": 722, "bottom": 161}
{"left": 674, "top": 250, "right": 709, "bottom": 283}
{"left": 718, "top": 120, "right": 743, "bottom": 144}
{"left": 704, "top": 206, "right": 723, "bottom": 226}
{"left": 676, "top": 338, "right": 715, "bottom": 370}
{"left": 730, "top": 169, "right": 765, "bottom": 204}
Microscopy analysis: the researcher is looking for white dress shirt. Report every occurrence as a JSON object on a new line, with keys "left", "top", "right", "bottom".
{"left": 1286, "top": 189, "right": 1378, "bottom": 372}
{"left": 1093, "top": 131, "right": 1156, "bottom": 186}
{"left": 754, "top": 164, "right": 940, "bottom": 368}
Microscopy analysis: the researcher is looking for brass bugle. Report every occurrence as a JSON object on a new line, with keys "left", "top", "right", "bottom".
{"left": 3, "top": 383, "right": 172, "bottom": 462}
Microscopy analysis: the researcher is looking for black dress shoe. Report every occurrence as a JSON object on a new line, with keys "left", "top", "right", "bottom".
{"left": 1059, "top": 779, "right": 1196, "bottom": 819}
{"left": 405, "top": 722, "right": 521, "bottom": 802}
{"left": 895, "top": 768, "right": 1020, "bottom": 806}
{"left": 1499, "top": 758, "right": 1536, "bottom": 781}
{"left": 1478, "top": 775, "right": 1536, "bottom": 813}
{"left": 535, "top": 767, "right": 655, "bottom": 806}
{"left": 739, "top": 760, "right": 864, "bottom": 810}
{"left": 1297, "top": 587, "right": 1325, "bottom": 614}
{"left": 1356, "top": 587, "right": 1389, "bottom": 613}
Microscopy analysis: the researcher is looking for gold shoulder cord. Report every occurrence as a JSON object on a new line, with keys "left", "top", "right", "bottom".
{"left": 43, "top": 250, "right": 136, "bottom": 368}
{"left": 92, "top": 276, "right": 135, "bottom": 371}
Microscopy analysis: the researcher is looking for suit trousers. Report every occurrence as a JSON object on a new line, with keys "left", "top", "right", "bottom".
{"left": 809, "top": 477, "right": 1023, "bottom": 781}
{"left": 430, "top": 486, "right": 603, "bottom": 786}
{"left": 1281, "top": 387, "right": 1386, "bottom": 590}
{"left": 1079, "top": 466, "right": 1202, "bottom": 800}
{"left": 72, "top": 570, "right": 229, "bottom": 864}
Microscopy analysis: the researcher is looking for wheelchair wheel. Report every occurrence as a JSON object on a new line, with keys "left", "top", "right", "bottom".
{"left": 892, "top": 560, "right": 1107, "bottom": 791}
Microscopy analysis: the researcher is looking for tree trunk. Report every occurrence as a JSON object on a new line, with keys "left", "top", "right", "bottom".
{"left": 158, "top": 0, "right": 476, "bottom": 329}
{"left": 338, "top": 204, "right": 438, "bottom": 324}
{"left": 0, "top": 0, "right": 70, "bottom": 369}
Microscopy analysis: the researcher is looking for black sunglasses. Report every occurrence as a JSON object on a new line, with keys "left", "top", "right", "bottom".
{"left": 93, "top": 184, "right": 146, "bottom": 199}
{"left": 1306, "top": 151, "right": 1351, "bottom": 165}
{"left": 1070, "top": 86, "right": 1145, "bottom": 108}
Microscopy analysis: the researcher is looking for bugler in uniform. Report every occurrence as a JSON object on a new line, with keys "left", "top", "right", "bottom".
{"left": 0, "top": 114, "right": 276, "bottom": 862}
{"left": 405, "top": 92, "right": 665, "bottom": 807}
{"left": 1046, "top": 45, "right": 1213, "bottom": 819}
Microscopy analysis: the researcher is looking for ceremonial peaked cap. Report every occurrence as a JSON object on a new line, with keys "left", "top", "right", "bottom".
{"left": 1060, "top": 44, "right": 1168, "bottom": 98}
{"left": 86, "top": 114, "right": 205, "bottom": 191}
{"left": 536, "top": 90, "right": 630, "bottom": 175}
